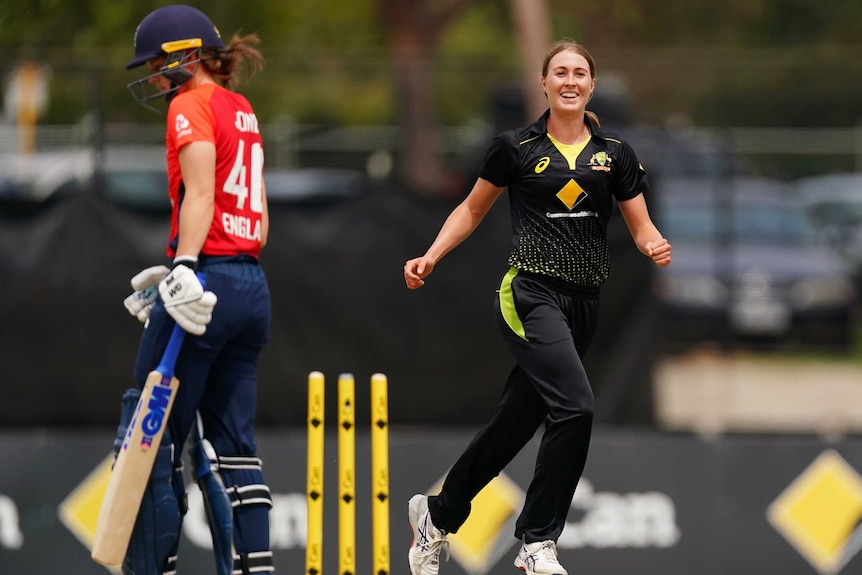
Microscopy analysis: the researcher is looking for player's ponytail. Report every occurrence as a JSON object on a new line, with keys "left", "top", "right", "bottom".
{"left": 202, "top": 33, "right": 265, "bottom": 90}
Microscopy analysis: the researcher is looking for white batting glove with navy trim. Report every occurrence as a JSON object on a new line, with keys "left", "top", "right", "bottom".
{"left": 158, "top": 263, "right": 217, "bottom": 336}
{"left": 123, "top": 265, "right": 170, "bottom": 323}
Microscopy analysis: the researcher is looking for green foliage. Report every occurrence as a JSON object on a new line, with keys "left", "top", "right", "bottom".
{"left": 435, "top": 2, "right": 516, "bottom": 124}
{"left": 3, "top": 0, "right": 862, "bottom": 129}
{"left": 548, "top": 0, "right": 862, "bottom": 47}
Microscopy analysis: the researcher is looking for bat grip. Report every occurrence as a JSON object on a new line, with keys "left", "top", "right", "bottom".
{"left": 155, "top": 324, "right": 185, "bottom": 380}
{"left": 155, "top": 272, "right": 206, "bottom": 379}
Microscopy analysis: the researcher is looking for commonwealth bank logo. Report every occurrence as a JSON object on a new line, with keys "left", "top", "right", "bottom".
{"left": 427, "top": 472, "right": 525, "bottom": 575}
{"left": 768, "top": 449, "right": 862, "bottom": 574}
{"left": 58, "top": 453, "right": 119, "bottom": 573}
{"left": 556, "top": 179, "right": 587, "bottom": 210}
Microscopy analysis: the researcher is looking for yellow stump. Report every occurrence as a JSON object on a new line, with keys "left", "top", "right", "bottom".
{"left": 338, "top": 373, "right": 356, "bottom": 575}
{"left": 306, "top": 372, "right": 325, "bottom": 575}
{"left": 371, "top": 373, "right": 390, "bottom": 575}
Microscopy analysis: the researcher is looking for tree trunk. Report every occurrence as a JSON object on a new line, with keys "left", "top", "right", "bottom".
{"left": 376, "top": 0, "right": 475, "bottom": 198}
{"left": 391, "top": 20, "right": 444, "bottom": 197}
{"left": 509, "top": 0, "right": 552, "bottom": 122}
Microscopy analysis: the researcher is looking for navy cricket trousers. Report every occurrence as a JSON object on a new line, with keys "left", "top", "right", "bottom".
{"left": 133, "top": 255, "right": 271, "bottom": 461}
{"left": 429, "top": 267, "right": 598, "bottom": 543}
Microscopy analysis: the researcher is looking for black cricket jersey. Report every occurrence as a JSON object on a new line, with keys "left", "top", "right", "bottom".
{"left": 479, "top": 109, "right": 648, "bottom": 288}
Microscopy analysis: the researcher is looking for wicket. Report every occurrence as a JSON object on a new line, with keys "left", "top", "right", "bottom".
{"left": 306, "top": 371, "right": 390, "bottom": 575}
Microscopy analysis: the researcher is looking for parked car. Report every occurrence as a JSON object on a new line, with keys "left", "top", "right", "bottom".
{"left": 624, "top": 126, "right": 740, "bottom": 181}
{"left": 0, "top": 146, "right": 170, "bottom": 213}
{"left": 796, "top": 173, "right": 862, "bottom": 285}
{"left": 652, "top": 177, "right": 859, "bottom": 349}
{"left": 264, "top": 167, "right": 366, "bottom": 206}
{"left": 92, "top": 161, "right": 367, "bottom": 213}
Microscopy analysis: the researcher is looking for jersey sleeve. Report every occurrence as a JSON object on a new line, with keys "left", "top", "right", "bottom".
{"left": 478, "top": 131, "right": 517, "bottom": 188}
{"left": 612, "top": 140, "right": 649, "bottom": 202}
{"left": 167, "top": 90, "right": 216, "bottom": 150}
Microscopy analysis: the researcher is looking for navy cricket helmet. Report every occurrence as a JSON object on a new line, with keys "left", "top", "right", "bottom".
{"left": 126, "top": 4, "right": 223, "bottom": 69}
{"left": 126, "top": 4, "right": 223, "bottom": 110}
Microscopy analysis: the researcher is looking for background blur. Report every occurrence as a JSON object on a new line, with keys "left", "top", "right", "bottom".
{"left": 3, "top": 1, "right": 862, "bottom": 574}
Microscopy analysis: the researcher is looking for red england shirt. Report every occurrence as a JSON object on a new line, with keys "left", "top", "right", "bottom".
{"left": 164, "top": 83, "right": 264, "bottom": 258}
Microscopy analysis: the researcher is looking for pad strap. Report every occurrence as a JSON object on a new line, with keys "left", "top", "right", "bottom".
{"left": 227, "top": 484, "right": 273, "bottom": 509}
{"left": 204, "top": 453, "right": 273, "bottom": 509}
{"left": 212, "top": 455, "right": 265, "bottom": 470}
{"left": 233, "top": 550, "right": 274, "bottom": 574}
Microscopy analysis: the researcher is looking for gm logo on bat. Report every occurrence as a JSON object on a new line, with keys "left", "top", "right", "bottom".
{"left": 140, "top": 383, "right": 174, "bottom": 446}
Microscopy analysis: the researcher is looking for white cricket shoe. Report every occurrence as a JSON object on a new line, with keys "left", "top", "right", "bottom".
{"left": 408, "top": 494, "right": 448, "bottom": 575}
{"left": 514, "top": 540, "right": 568, "bottom": 575}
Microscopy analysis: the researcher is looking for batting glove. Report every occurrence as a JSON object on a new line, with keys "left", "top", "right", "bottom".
{"left": 123, "top": 265, "right": 170, "bottom": 323}
{"left": 158, "top": 261, "right": 217, "bottom": 336}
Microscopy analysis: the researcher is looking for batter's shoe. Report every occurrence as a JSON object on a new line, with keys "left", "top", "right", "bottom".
{"left": 408, "top": 494, "right": 448, "bottom": 575}
{"left": 513, "top": 540, "right": 568, "bottom": 575}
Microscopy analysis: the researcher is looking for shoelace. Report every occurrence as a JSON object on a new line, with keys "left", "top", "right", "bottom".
{"left": 535, "top": 541, "right": 559, "bottom": 563}
{"left": 414, "top": 518, "right": 450, "bottom": 568}
{"left": 414, "top": 537, "right": 449, "bottom": 567}
{"left": 525, "top": 541, "right": 560, "bottom": 565}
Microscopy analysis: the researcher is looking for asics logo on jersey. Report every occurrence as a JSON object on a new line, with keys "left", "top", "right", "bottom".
{"left": 535, "top": 156, "right": 551, "bottom": 174}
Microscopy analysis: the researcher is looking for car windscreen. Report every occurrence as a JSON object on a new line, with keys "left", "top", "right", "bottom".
{"left": 662, "top": 201, "right": 815, "bottom": 247}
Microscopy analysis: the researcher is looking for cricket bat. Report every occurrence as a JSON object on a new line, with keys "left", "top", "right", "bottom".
{"left": 91, "top": 321, "right": 187, "bottom": 566}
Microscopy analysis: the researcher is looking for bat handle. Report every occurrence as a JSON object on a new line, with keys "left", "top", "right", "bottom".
{"left": 156, "top": 325, "right": 185, "bottom": 380}
{"left": 155, "top": 272, "right": 206, "bottom": 379}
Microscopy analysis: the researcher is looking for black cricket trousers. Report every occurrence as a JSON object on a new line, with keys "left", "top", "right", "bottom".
{"left": 428, "top": 267, "right": 598, "bottom": 543}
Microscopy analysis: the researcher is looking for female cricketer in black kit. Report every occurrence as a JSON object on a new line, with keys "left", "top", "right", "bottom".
{"left": 403, "top": 39, "right": 671, "bottom": 575}
{"left": 117, "top": 5, "right": 273, "bottom": 575}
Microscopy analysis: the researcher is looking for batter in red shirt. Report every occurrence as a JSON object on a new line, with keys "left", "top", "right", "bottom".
{"left": 116, "top": 5, "right": 274, "bottom": 575}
